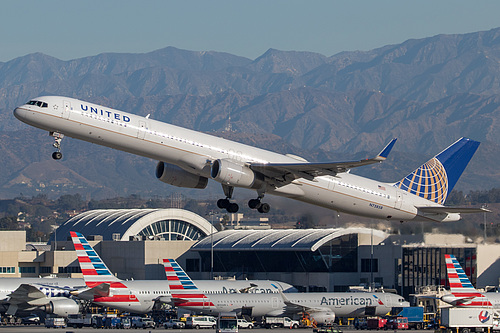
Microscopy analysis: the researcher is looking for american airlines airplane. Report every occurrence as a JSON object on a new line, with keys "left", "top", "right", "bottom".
{"left": 164, "top": 259, "right": 409, "bottom": 324}
{"left": 0, "top": 278, "right": 83, "bottom": 316}
{"left": 440, "top": 254, "right": 500, "bottom": 309}
{"left": 13, "top": 96, "right": 487, "bottom": 221}
{"left": 69, "top": 231, "right": 293, "bottom": 314}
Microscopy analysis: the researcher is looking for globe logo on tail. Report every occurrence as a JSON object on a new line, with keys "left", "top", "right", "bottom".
{"left": 395, "top": 157, "right": 448, "bottom": 204}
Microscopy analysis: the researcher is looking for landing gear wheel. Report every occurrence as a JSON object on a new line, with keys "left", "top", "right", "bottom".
{"left": 217, "top": 198, "right": 230, "bottom": 209}
{"left": 248, "top": 199, "right": 261, "bottom": 209}
{"left": 257, "top": 203, "right": 270, "bottom": 213}
{"left": 227, "top": 202, "right": 239, "bottom": 213}
{"left": 52, "top": 151, "right": 62, "bottom": 160}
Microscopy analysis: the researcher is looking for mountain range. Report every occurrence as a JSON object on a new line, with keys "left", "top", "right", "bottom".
{"left": 1, "top": 28, "right": 500, "bottom": 200}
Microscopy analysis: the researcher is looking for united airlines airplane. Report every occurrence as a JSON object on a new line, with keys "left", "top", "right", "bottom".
{"left": 70, "top": 231, "right": 293, "bottom": 314}
{"left": 164, "top": 258, "right": 409, "bottom": 324}
{"left": 13, "top": 96, "right": 487, "bottom": 221}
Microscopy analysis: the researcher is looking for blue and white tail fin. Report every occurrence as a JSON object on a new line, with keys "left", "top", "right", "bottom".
{"left": 444, "top": 254, "right": 492, "bottom": 307}
{"left": 163, "top": 259, "right": 213, "bottom": 309}
{"left": 70, "top": 231, "right": 121, "bottom": 287}
{"left": 394, "top": 137, "right": 480, "bottom": 204}
{"left": 163, "top": 259, "right": 199, "bottom": 291}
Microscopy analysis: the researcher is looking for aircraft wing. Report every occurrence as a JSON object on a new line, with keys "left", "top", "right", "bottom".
{"left": 417, "top": 206, "right": 491, "bottom": 214}
{"left": 279, "top": 291, "right": 327, "bottom": 314}
{"left": 250, "top": 138, "right": 397, "bottom": 182}
{"left": 7, "top": 284, "right": 48, "bottom": 305}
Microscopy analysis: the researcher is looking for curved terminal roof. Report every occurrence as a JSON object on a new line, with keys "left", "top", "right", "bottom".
{"left": 191, "top": 228, "right": 387, "bottom": 252}
{"left": 54, "top": 209, "right": 215, "bottom": 241}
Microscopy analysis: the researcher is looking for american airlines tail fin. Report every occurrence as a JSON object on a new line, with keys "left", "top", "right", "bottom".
{"left": 163, "top": 259, "right": 199, "bottom": 291}
{"left": 443, "top": 254, "right": 492, "bottom": 307}
{"left": 70, "top": 231, "right": 121, "bottom": 287}
{"left": 163, "top": 259, "right": 213, "bottom": 308}
{"left": 394, "top": 137, "right": 480, "bottom": 205}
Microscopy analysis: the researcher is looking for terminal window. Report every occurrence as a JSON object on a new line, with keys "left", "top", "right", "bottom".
{"left": 0, "top": 267, "right": 15, "bottom": 273}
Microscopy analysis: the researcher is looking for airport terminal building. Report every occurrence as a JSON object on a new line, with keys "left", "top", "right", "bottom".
{"left": 0, "top": 208, "right": 499, "bottom": 299}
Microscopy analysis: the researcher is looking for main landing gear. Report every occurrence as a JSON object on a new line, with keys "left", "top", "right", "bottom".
{"left": 217, "top": 185, "right": 239, "bottom": 213}
{"left": 50, "top": 131, "right": 64, "bottom": 160}
{"left": 216, "top": 185, "right": 271, "bottom": 214}
{"left": 248, "top": 198, "right": 270, "bottom": 214}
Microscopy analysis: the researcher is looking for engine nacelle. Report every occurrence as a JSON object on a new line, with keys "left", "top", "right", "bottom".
{"left": 156, "top": 162, "right": 208, "bottom": 189}
{"left": 310, "top": 311, "right": 336, "bottom": 325}
{"left": 43, "top": 298, "right": 81, "bottom": 317}
{"left": 211, "top": 159, "right": 256, "bottom": 187}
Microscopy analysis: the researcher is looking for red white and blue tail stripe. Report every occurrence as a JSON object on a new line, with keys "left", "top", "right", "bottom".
{"left": 445, "top": 254, "right": 492, "bottom": 307}
{"left": 70, "top": 231, "right": 134, "bottom": 302}
{"left": 163, "top": 259, "right": 214, "bottom": 308}
{"left": 70, "top": 231, "right": 120, "bottom": 285}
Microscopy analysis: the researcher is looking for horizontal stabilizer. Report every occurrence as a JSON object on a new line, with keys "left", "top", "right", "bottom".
{"left": 417, "top": 206, "right": 491, "bottom": 214}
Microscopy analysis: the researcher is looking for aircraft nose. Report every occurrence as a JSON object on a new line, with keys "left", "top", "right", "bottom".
{"left": 13, "top": 106, "right": 26, "bottom": 120}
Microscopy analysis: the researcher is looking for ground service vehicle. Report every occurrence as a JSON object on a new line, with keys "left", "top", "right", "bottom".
{"left": 186, "top": 316, "right": 217, "bottom": 329}
{"left": 314, "top": 324, "right": 344, "bottom": 333}
{"left": 132, "top": 317, "right": 156, "bottom": 329}
{"left": 367, "top": 317, "right": 387, "bottom": 330}
{"left": 237, "top": 318, "right": 254, "bottom": 329}
{"left": 217, "top": 312, "right": 238, "bottom": 333}
{"left": 391, "top": 307, "right": 425, "bottom": 329}
{"left": 263, "top": 317, "right": 300, "bottom": 329}
{"left": 440, "top": 308, "right": 495, "bottom": 333}
{"left": 45, "top": 317, "right": 66, "bottom": 328}
{"left": 67, "top": 314, "right": 92, "bottom": 328}
{"left": 385, "top": 317, "right": 409, "bottom": 330}
{"left": 21, "top": 314, "right": 40, "bottom": 325}
{"left": 165, "top": 318, "right": 186, "bottom": 329}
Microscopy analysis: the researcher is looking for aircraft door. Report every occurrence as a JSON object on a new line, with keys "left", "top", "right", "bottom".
{"left": 63, "top": 100, "right": 71, "bottom": 119}
{"left": 272, "top": 297, "right": 278, "bottom": 309}
{"left": 138, "top": 121, "right": 147, "bottom": 139}
{"left": 394, "top": 190, "right": 403, "bottom": 210}
{"left": 203, "top": 296, "right": 210, "bottom": 310}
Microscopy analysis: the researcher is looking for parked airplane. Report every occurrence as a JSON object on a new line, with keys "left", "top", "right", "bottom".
{"left": 164, "top": 258, "right": 409, "bottom": 324}
{"left": 440, "top": 254, "right": 500, "bottom": 308}
{"left": 69, "top": 231, "right": 294, "bottom": 314}
{"left": 14, "top": 96, "right": 487, "bottom": 221}
{"left": 0, "top": 278, "right": 83, "bottom": 316}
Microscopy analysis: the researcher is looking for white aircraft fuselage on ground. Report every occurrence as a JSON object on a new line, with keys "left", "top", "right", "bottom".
{"left": 14, "top": 96, "right": 485, "bottom": 222}
{"left": 164, "top": 258, "right": 409, "bottom": 324}
{"left": 69, "top": 231, "right": 293, "bottom": 314}
{"left": 0, "top": 277, "right": 83, "bottom": 316}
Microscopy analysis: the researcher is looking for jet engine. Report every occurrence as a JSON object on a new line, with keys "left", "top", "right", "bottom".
{"left": 211, "top": 159, "right": 255, "bottom": 187}
{"left": 156, "top": 162, "right": 208, "bottom": 189}
{"left": 43, "top": 298, "right": 81, "bottom": 317}
{"left": 310, "top": 310, "right": 336, "bottom": 325}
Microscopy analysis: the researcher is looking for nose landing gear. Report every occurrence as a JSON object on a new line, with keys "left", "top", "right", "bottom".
{"left": 50, "top": 132, "right": 64, "bottom": 160}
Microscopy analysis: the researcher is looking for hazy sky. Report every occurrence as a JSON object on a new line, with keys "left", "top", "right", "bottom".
{"left": 1, "top": 0, "right": 500, "bottom": 62}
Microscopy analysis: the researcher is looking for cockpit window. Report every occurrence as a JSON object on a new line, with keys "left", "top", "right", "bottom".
{"left": 27, "top": 100, "right": 48, "bottom": 108}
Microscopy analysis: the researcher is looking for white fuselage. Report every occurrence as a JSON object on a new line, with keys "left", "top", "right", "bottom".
{"left": 14, "top": 96, "right": 452, "bottom": 222}
{"left": 0, "top": 277, "right": 291, "bottom": 314}
{"left": 177, "top": 291, "right": 409, "bottom": 318}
